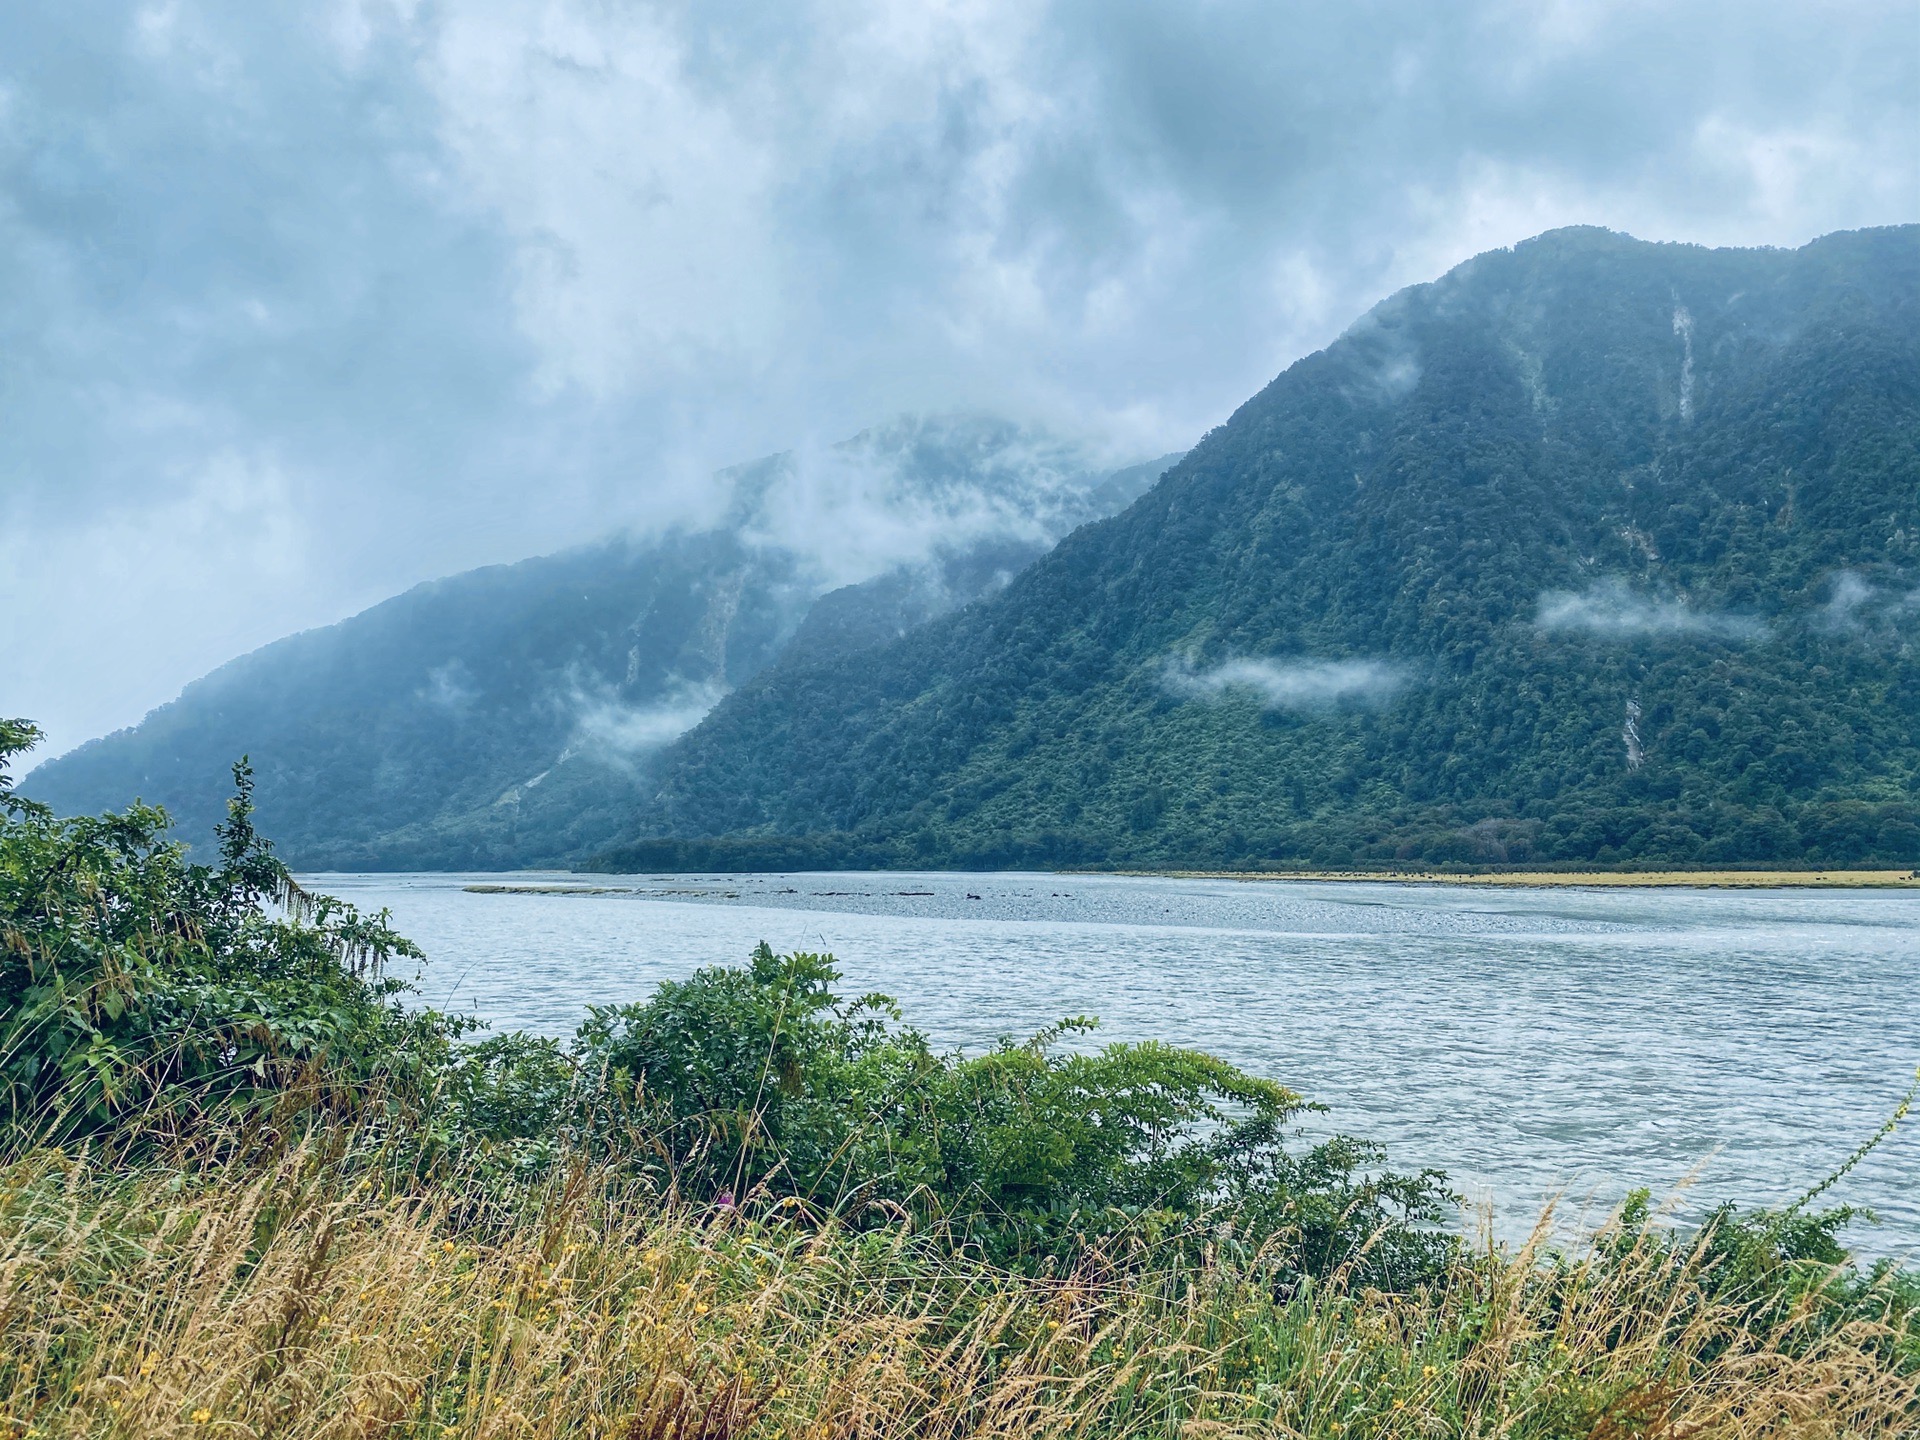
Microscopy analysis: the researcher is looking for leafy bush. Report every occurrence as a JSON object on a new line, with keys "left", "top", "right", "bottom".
{"left": 0, "top": 719, "right": 459, "bottom": 1143}
{"left": 571, "top": 941, "right": 1455, "bottom": 1283}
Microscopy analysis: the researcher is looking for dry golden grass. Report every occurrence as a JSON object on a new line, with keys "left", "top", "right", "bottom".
{"left": 0, "top": 1142, "right": 1912, "bottom": 1439}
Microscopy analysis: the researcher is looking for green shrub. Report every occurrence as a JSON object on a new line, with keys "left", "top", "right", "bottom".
{"left": 571, "top": 941, "right": 1456, "bottom": 1283}
{"left": 0, "top": 719, "right": 461, "bottom": 1142}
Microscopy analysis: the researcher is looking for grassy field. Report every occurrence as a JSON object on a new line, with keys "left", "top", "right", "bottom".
{"left": 1138, "top": 869, "right": 1920, "bottom": 889}
{"left": 2, "top": 1140, "right": 1915, "bottom": 1440}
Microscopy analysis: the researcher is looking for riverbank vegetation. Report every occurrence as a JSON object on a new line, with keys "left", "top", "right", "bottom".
{"left": 1128, "top": 868, "right": 1920, "bottom": 889}
{"left": 3, "top": 717, "right": 1916, "bottom": 1436}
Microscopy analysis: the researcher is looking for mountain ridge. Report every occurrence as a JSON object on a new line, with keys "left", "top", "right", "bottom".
{"left": 599, "top": 224, "right": 1920, "bottom": 870}
{"left": 25, "top": 417, "right": 1181, "bottom": 867}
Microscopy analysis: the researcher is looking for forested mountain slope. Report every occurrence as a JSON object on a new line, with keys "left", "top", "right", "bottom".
{"left": 607, "top": 225, "right": 1920, "bottom": 870}
{"left": 26, "top": 418, "right": 1175, "bottom": 868}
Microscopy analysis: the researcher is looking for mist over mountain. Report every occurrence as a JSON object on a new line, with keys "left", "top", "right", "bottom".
{"left": 603, "top": 225, "right": 1920, "bottom": 871}
{"left": 23, "top": 418, "right": 1178, "bottom": 867}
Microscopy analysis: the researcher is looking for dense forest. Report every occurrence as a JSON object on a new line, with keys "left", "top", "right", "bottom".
{"left": 24, "top": 420, "right": 1174, "bottom": 868}
{"left": 602, "top": 225, "right": 1920, "bottom": 871}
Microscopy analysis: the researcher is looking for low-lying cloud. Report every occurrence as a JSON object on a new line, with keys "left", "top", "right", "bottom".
{"left": 1167, "top": 656, "right": 1407, "bottom": 710}
{"left": 732, "top": 415, "right": 1134, "bottom": 589}
{"left": 1534, "top": 582, "right": 1766, "bottom": 641}
{"left": 495, "top": 677, "right": 726, "bottom": 804}
{"left": 568, "top": 678, "right": 729, "bottom": 759}
{"left": 1815, "top": 569, "right": 1920, "bottom": 633}
{"left": 1820, "top": 570, "right": 1877, "bottom": 629}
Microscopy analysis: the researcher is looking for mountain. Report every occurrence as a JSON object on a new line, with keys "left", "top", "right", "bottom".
{"left": 601, "top": 225, "right": 1920, "bottom": 871}
{"left": 24, "top": 417, "right": 1180, "bottom": 868}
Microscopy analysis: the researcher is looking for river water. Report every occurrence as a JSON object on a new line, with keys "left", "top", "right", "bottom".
{"left": 312, "top": 870, "right": 1920, "bottom": 1254}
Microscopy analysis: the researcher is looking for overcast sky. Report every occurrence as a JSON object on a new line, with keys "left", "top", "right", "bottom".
{"left": 3, "top": 0, "right": 1915, "bottom": 757}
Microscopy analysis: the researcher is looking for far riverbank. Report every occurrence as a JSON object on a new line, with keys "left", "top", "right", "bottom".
{"left": 1128, "top": 868, "right": 1920, "bottom": 889}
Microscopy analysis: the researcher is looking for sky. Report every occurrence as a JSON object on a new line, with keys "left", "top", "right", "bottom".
{"left": 3, "top": 0, "right": 1916, "bottom": 758}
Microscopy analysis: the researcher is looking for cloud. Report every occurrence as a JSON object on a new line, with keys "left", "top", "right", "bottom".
{"left": 0, "top": 448, "right": 313, "bottom": 749}
{"left": 422, "top": 660, "right": 478, "bottom": 712}
{"left": 1818, "top": 570, "right": 1877, "bottom": 631}
{"left": 1167, "top": 656, "right": 1407, "bottom": 710}
{"left": 425, "top": 5, "right": 786, "bottom": 400}
{"left": 567, "top": 677, "right": 730, "bottom": 760}
{"left": 2, "top": 1, "right": 1914, "bottom": 753}
{"left": 1534, "top": 581, "right": 1767, "bottom": 641}
{"left": 493, "top": 676, "right": 726, "bottom": 803}
{"left": 733, "top": 415, "right": 1130, "bottom": 587}
{"left": 1813, "top": 569, "right": 1920, "bottom": 634}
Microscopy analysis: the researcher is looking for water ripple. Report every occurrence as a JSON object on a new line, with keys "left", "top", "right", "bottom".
{"left": 311, "top": 870, "right": 1920, "bottom": 1255}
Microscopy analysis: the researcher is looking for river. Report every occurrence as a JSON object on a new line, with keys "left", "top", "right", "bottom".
{"left": 311, "top": 870, "right": 1920, "bottom": 1254}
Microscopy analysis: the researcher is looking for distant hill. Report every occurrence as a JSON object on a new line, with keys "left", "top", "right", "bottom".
{"left": 25, "top": 418, "right": 1179, "bottom": 868}
{"left": 604, "top": 225, "right": 1920, "bottom": 871}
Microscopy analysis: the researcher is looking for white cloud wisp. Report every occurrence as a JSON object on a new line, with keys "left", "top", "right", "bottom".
{"left": 1534, "top": 582, "right": 1767, "bottom": 641}
{"left": 1167, "top": 656, "right": 1407, "bottom": 711}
